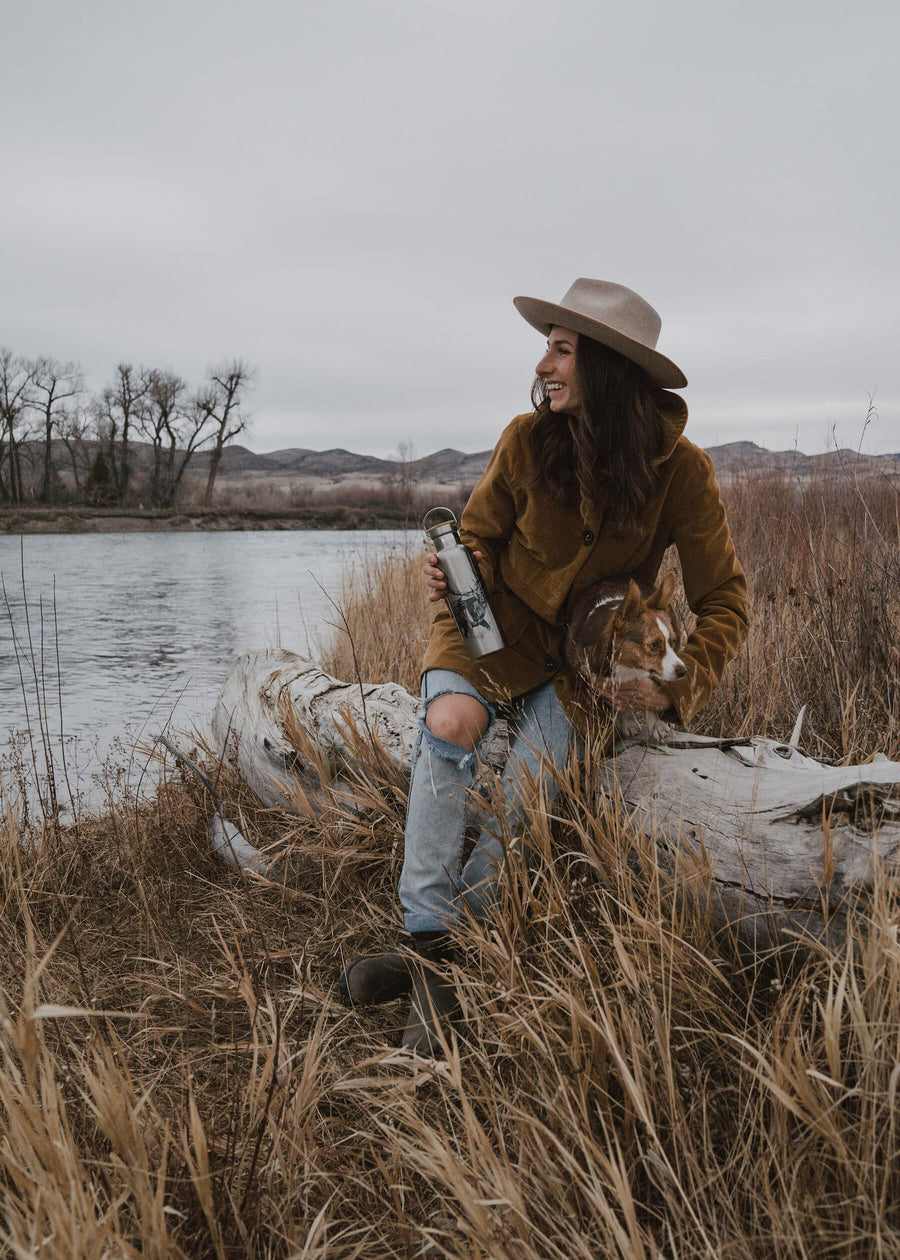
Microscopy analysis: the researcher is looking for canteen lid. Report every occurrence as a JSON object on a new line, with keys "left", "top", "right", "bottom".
{"left": 422, "top": 506, "right": 459, "bottom": 539}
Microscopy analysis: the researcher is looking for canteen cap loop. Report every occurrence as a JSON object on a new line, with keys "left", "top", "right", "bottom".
{"left": 422, "top": 506, "right": 458, "bottom": 539}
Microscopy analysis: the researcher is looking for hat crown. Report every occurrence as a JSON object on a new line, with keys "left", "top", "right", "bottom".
{"left": 558, "top": 278, "right": 661, "bottom": 350}
{"left": 512, "top": 276, "right": 686, "bottom": 388}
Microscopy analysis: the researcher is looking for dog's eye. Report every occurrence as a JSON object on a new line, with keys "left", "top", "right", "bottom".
{"left": 650, "top": 640, "right": 663, "bottom": 653}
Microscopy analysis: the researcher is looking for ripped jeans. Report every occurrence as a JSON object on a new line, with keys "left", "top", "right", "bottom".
{"left": 398, "top": 669, "right": 574, "bottom": 934}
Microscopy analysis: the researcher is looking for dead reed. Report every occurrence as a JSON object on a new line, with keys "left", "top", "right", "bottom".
{"left": 0, "top": 466, "right": 898, "bottom": 1257}
{"left": 703, "top": 465, "right": 900, "bottom": 758}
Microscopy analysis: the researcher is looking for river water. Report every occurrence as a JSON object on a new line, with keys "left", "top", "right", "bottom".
{"left": 0, "top": 530, "right": 418, "bottom": 813}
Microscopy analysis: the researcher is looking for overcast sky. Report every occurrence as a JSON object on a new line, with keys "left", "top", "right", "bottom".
{"left": 3, "top": 0, "right": 896, "bottom": 458}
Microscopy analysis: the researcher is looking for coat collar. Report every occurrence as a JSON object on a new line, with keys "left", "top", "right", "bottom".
{"left": 654, "top": 391, "right": 688, "bottom": 465}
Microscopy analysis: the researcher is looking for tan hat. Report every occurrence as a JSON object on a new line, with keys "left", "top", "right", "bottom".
{"left": 514, "top": 278, "right": 687, "bottom": 389}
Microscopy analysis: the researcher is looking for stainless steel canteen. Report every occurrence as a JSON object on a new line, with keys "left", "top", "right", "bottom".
{"left": 423, "top": 507, "right": 506, "bottom": 659}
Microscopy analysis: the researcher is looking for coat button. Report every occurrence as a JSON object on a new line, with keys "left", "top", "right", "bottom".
{"left": 582, "top": 529, "right": 594, "bottom": 545}
{"left": 542, "top": 657, "right": 557, "bottom": 672}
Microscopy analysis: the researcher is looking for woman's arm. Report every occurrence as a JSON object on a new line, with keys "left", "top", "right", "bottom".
{"left": 458, "top": 418, "right": 522, "bottom": 588}
{"left": 424, "top": 416, "right": 522, "bottom": 600}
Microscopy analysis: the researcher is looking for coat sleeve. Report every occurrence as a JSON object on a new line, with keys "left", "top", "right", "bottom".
{"left": 661, "top": 448, "right": 749, "bottom": 724}
{"left": 457, "top": 418, "right": 522, "bottom": 592}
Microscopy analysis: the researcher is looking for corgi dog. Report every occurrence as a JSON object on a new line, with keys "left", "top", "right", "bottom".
{"left": 563, "top": 572, "right": 687, "bottom": 737}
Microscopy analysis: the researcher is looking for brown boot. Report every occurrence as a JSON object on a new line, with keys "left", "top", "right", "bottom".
{"left": 339, "top": 948, "right": 414, "bottom": 1007}
{"left": 400, "top": 933, "right": 460, "bottom": 1057}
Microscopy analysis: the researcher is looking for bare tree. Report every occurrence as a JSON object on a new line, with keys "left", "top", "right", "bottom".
{"left": 140, "top": 371, "right": 186, "bottom": 507}
{"left": 381, "top": 438, "right": 419, "bottom": 518}
{"left": 140, "top": 370, "right": 212, "bottom": 508}
{"left": 95, "top": 364, "right": 151, "bottom": 503}
{"left": 195, "top": 360, "right": 253, "bottom": 507}
{"left": 0, "top": 350, "right": 36, "bottom": 505}
{"left": 58, "top": 403, "right": 94, "bottom": 500}
{"left": 30, "top": 357, "right": 84, "bottom": 503}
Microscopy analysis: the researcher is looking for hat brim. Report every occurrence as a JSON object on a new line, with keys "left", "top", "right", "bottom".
{"left": 513, "top": 296, "right": 687, "bottom": 389}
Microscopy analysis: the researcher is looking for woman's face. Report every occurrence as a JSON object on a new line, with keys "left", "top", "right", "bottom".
{"left": 535, "top": 326, "right": 583, "bottom": 416}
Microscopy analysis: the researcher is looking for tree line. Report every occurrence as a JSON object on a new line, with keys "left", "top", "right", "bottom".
{"left": 0, "top": 350, "right": 253, "bottom": 509}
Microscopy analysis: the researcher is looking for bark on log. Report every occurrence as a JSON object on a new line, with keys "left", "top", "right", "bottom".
{"left": 212, "top": 649, "right": 900, "bottom": 958}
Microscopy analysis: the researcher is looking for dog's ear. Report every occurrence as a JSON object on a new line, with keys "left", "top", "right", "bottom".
{"left": 648, "top": 571, "right": 676, "bottom": 610}
{"left": 614, "top": 579, "right": 643, "bottom": 628}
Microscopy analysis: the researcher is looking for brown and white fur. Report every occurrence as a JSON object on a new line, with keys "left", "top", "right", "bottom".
{"left": 564, "top": 572, "right": 686, "bottom": 738}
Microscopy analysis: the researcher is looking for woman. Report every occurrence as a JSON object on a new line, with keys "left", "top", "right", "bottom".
{"left": 341, "top": 278, "right": 749, "bottom": 1055}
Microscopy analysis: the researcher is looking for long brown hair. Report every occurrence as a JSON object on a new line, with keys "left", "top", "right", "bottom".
{"left": 530, "top": 335, "right": 668, "bottom": 537}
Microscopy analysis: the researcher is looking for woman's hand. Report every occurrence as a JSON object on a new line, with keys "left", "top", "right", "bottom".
{"left": 597, "top": 676, "right": 670, "bottom": 713}
{"left": 424, "top": 550, "right": 483, "bottom": 602}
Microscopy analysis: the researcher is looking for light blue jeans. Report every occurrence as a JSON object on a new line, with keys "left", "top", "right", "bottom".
{"left": 398, "top": 669, "right": 575, "bottom": 934}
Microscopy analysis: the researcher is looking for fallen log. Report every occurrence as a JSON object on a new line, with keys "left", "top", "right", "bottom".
{"left": 212, "top": 649, "right": 900, "bottom": 957}
{"left": 600, "top": 732, "right": 900, "bottom": 956}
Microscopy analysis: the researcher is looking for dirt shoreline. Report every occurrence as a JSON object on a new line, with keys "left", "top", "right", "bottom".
{"left": 0, "top": 506, "right": 419, "bottom": 534}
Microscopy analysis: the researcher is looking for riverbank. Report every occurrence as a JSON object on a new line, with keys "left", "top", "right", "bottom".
{"left": 0, "top": 504, "right": 421, "bottom": 533}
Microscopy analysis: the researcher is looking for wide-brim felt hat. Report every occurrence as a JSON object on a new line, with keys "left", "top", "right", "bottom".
{"left": 514, "top": 278, "right": 687, "bottom": 389}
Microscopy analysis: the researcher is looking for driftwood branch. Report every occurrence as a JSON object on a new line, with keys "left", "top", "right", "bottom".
{"left": 212, "top": 649, "right": 900, "bottom": 958}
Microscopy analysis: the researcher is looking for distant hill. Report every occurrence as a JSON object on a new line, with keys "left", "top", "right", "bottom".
{"left": 20, "top": 437, "right": 899, "bottom": 509}
{"left": 704, "top": 441, "right": 898, "bottom": 478}
{"left": 212, "top": 439, "right": 899, "bottom": 486}
{"left": 212, "top": 444, "right": 494, "bottom": 485}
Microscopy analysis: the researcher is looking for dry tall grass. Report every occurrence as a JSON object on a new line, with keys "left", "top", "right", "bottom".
{"left": 1, "top": 467, "right": 898, "bottom": 1257}
{"left": 705, "top": 466, "right": 900, "bottom": 759}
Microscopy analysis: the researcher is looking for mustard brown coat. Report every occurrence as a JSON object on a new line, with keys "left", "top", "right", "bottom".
{"left": 422, "top": 397, "right": 749, "bottom": 730}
